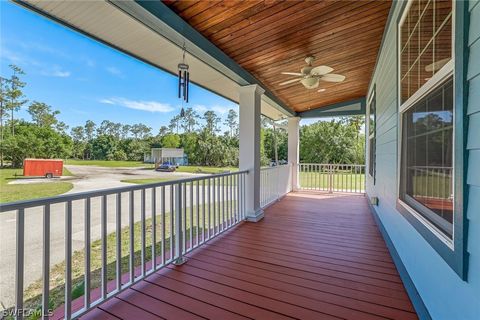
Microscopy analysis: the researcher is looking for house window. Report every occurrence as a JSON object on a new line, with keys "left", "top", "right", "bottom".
{"left": 368, "top": 89, "right": 376, "bottom": 182}
{"left": 400, "top": 0, "right": 452, "bottom": 104}
{"left": 399, "top": 1, "right": 457, "bottom": 244}
{"left": 396, "top": 0, "right": 468, "bottom": 280}
{"left": 400, "top": 77, "right": 453, "bottom": 238}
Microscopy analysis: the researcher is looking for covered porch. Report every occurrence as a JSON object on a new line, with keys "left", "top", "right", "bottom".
{"left": 0, "top": 1, "right": 429, "bottom": 320}
{"left": 76, "top": 192, "right": 417, "bottom": 320}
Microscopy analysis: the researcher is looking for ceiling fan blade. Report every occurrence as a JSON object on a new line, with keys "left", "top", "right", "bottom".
{"left": 318, "top": 88, "right": 326, "bottom": 92}
{"left": 425, "top": 58, "right": 450, "bottom": 72}
{"left": 279, "top": 78, "right": 302, "bottom": 85}
{"left": 320, "top": 73, "right": 346, "bottom": 82}
{"left": 311, "top": 66, "right": 333, "bottom": 75}
{"left": 281, "top": 72, "right": 303, "bottom": 76}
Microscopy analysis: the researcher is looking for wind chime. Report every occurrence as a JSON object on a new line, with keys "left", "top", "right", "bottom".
{"left": 178, "top": 47, "right": 189, "bottom": 117}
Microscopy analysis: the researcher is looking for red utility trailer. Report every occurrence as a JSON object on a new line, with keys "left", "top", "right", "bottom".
{"left": 23, "top": 159, "right": 64, "bottom": 178}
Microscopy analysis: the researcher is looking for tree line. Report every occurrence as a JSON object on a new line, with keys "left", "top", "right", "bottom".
{"left": 0, "top": 65, "right": 365, "bottom": 168}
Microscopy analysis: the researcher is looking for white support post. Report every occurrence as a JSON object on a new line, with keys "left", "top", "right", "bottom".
{"left": 239, "top": 84, "right": 265, "bottom": 222}
{"left": 288, "top": 117, "right": 300, "bottom": 191}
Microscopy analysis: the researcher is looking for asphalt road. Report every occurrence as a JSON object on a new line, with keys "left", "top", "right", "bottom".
{"left": 0, "top": 165, "right": 206, "bottom": 307}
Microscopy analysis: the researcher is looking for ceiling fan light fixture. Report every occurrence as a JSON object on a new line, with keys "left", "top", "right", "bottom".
{"left": 301, "top": 77, "right": 319, "bottom": 89}
{"left": 301, "top": 66, "right": 313, "bottom": 75}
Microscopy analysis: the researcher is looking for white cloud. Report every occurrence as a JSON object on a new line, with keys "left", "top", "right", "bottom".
{"left": 1, "top": 48, "right": 24, "bottom": 64}
{"left": 41, "top": 66, "right": 71, "bottom": 78}
{"left": 192, "top": 105, "right": 208, "bottom": 113}
{"left": 84, "top": 58, "right": 95, "bottom": 67}
{"left": 193, "top": 104, "right": 236, "bottom": 115}
{"left": 1, "top": 48, "right": 40, "bottom": 66}
{"left": 100, "top": 97, "right": 174, "bottom": 113}
{"left": 212, "top": 105, "right": 233, "bottom": 115}
{"left": 51, "top": 70, "right": 71, "bottom": 77}
{"left": 106, "top": 66, "right": 124, "bottom": 78}
{"left": 99, "top": 99, "right": 115, "bottom": 105}
{"left": 15, "top": 40, "right": 69, "bottom": 58}
{"left": 1, "top": 43, "right": 70, "bottom": 77}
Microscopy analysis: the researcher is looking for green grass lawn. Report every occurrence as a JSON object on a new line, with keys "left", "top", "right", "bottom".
{"left": 65, "top": 159, "right": 153, "bottom": 168}
{"left": 64, "top": 161, "right": 235, "bottom": 174}
{"left": 123, "top": 176, "right": 239, "bottom": 186}
{"left": 0, "top": 168, "right": 74, "bottom": 203}
{"left": 63, "top": 167, "right": 74, "bottom": 176}
{"left": 121, "top": 177, "right": 178, "bottom": 185}
{"left": 299, "top": 171, "right": 365, "bottom": 191}
{"left": 176, "top": 166, "right": 238, "bottom": 174}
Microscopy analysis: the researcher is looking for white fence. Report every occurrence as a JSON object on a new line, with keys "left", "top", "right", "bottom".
{"left": 298, "top": 163, "right": 365, "bottom": 193}
{"left": 260, "top": 164, "right": 292, "bottom": 208}
{"left": 408, "top": 166, "right": 453, "bottom": 200}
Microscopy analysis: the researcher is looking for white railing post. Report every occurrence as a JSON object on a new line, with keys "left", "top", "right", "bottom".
{"left": 173, "top": 182, "right": 187, "bottom": 265}
{"left": 328, "top": 164, "right": 333, "bottom": 193}
{"left": 15, "top": 208, "right": 24, "bottom": 320}
{"left": 42, "top": 204, "right": 50, "bottom": 320}
{"left": 100, "top": 196, "right": 107, "bottom": 299}
{"left": 276, "top": 166, "right": 280, "bottom": 200}
{"left": 84, "top": 198, "right": 91, "bottom": 309}
{"left": 65, "top": 201, "right": 73, "bottom": 320}
{"left": 115, "top": 193, "right": 122, "bottom": 288}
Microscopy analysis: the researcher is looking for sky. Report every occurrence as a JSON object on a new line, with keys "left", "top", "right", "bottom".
{"left": 0, "top": 1, "right": 238, "bottom": 134}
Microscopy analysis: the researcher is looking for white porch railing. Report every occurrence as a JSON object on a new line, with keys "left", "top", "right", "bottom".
{"left": 0, "top": 171, "right": 247, "bottom": 320}
{"left": 408, "top": 166, "right": 453, "bottom": 200}
{"left": 260, "top": 164, "right": 292, "bottom": 208}
{"left": 298, "top": 163, "right": 365, "bottom": 193}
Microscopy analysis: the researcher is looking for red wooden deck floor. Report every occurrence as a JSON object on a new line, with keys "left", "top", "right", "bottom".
{"left": 81, "top": 192, "right": 418, "bottom": 320}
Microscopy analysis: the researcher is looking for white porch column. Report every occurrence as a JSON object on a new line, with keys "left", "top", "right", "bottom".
{"left": 288, "top": 117, "right": 300, "bottom": 191}
{"left": 239, "top": 84, "right": 265, "bottom": 222}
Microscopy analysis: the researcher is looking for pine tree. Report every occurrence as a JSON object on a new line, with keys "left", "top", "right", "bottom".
{"left": 5, "top": 65, "right": 27, "bottom": 136}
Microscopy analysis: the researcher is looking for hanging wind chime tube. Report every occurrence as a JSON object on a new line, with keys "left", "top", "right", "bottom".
{"left": 185, "top": 71, "right": 189, "bottom": 103}
{"left": 178, "top": 47, "right": 190, "bottom": 116}
{"left": 183, "top": 70, "right": 187, "bottom": 101}
{"left": 178, "top": 67, "right": 189, "bottom": 101}
{"left": 178, "top": 70, "right": 182, "bottom": 99}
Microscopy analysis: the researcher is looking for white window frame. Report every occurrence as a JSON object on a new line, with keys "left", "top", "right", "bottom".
{"left": 397, "top": 0, "right": 455, "bottom": 247}
{"left": 367, "top": 89, "right": 376, "bottom": 181}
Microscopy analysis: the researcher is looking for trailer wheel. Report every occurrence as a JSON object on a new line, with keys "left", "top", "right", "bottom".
{"left": 45, "top": 173, "right": 53, "bottom": 179}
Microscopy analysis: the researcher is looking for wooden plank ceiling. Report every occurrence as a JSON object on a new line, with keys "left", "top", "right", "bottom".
{"left": 163, "top": 0, "right": 391, "bottom": 113}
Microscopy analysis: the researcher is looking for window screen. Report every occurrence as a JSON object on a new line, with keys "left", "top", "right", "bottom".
{"left": 400, "top": 77, "right": 453, "bottom": 238}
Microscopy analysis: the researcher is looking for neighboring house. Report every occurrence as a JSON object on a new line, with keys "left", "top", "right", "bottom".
{"left": 144, "top": 148, "right": 187, "bottom": 165}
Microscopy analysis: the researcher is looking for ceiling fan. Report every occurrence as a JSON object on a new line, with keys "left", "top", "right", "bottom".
{"left": 279, "top": 56, "right": 346, "bottom": 91}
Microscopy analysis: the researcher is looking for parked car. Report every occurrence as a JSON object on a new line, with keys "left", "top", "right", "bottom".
{"left": 156, "top": 162, "right": 176, "bottom": 172}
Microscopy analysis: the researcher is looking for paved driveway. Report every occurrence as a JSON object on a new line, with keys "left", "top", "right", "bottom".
{"left": 65, "top": 164, "right": 200, "bottom": 193}
{"left": 0, "top": 165, "right": 204, "bottom": 307}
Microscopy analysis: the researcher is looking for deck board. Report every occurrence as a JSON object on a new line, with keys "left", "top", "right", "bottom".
{"left": 80, "top": 192, "right": 418, "bottom": 320}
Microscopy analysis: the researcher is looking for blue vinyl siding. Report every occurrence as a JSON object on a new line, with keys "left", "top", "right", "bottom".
{"left": 470, "top": 0, "right": 480, "bottom": 12}
{"left": 468, "top": 75, "right": 480, "bottom": 114}
{"left": 366, "top": 1, "right": 480, "bottom": 319}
